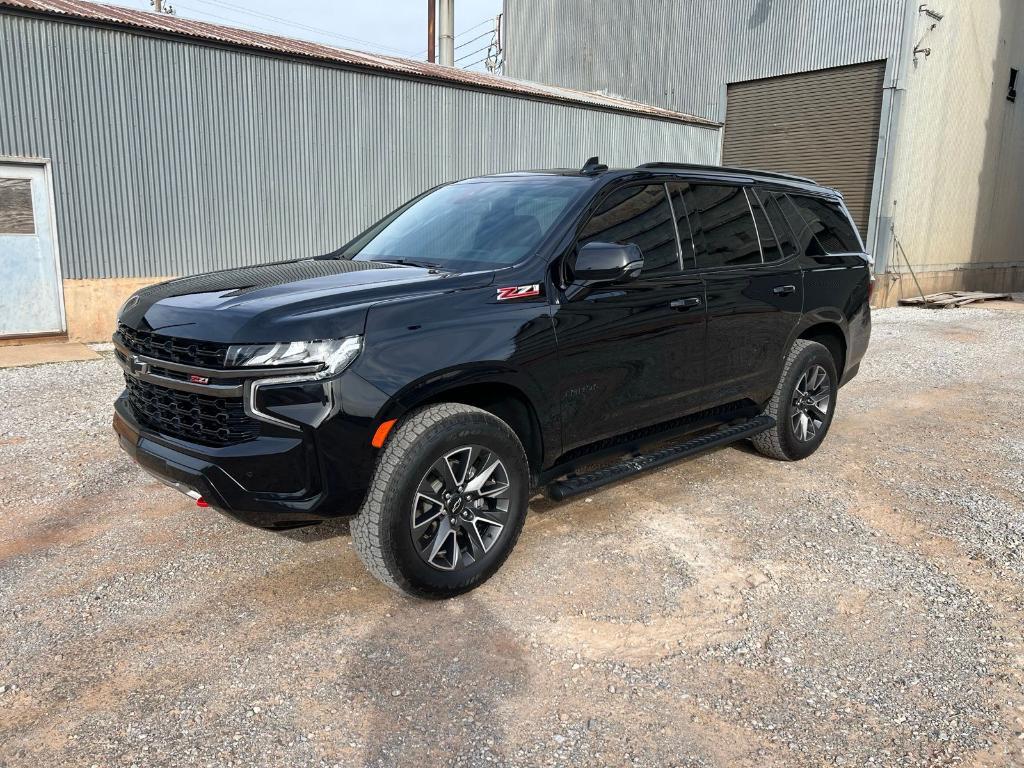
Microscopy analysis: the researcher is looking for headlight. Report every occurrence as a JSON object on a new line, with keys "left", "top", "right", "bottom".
{"left": 226, "top": 336, "right": 362, "bottom": 378}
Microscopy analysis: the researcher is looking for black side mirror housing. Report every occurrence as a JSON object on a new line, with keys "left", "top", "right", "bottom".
{"left": 571, "top": 242, "right": 644, "bottom": 284}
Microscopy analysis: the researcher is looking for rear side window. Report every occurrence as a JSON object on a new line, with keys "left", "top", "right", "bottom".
{"left": 786, "top": 195, "right": 862, "bottom": 254}
{"left": 753, "top": 189, "right": 800, "bottom": 261}
{"left": 687, "top": 184, "right": 762, "bottom": 269}
{"left": 579, "top": 184, "right": 681, "bottom": 277}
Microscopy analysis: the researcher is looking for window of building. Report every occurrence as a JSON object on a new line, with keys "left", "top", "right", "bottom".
{"left": 579, "top": 184, "right": 681, "bottom": 277}
{"left": 0, "top": 178, "right": 34, "bottom": 235}
{"left": 686, "top": 184, "right": 762, "bottom": 269}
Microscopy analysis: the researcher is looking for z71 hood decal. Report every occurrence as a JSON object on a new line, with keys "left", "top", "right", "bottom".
{"left": 496, "top": 284, "right": 542, "bottom": 301}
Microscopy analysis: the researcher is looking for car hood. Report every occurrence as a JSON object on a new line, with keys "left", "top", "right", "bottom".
{"left": 118, "top": 257, "right": 495, "bottom": 343}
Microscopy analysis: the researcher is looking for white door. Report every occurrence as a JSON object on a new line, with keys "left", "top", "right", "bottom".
{"left": 0, "top": 163, "right": 65, "bottom": 336}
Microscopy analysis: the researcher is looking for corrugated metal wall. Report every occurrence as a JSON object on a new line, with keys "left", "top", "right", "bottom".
{"left": 0, "top": 12, "right": 720, "bottom": 280}
{"left": 504, "top": 0, "right": 906, "bottom": 122}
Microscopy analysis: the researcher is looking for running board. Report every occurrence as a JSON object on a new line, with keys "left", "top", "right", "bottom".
{"left": 546, "top": 416, "right": 775, "bottom": 501}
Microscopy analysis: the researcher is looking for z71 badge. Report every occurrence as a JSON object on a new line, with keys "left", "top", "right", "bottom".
{"left": 496, "top": 284, "right": 542, "bottom": 301}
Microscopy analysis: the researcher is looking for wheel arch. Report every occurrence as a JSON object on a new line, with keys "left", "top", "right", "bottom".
{"left": 796, "top": 321, "right": 847, "bottom": 377}
{"left": 380, "top": 368, "right": 550, "bottom": 479}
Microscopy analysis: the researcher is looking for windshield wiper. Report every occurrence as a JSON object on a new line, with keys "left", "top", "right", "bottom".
{"left": 373, "top": 258, "right": 444, "bottom": 270}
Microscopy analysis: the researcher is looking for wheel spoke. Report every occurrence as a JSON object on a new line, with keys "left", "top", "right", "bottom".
{"left": 464, "top": 458, "right": 502, "bottom": 495}
{"left": 796, "top": 412, "right": 809, "bottom": 441}
{"left": 438, "top": 451, "right": 465, "bottom": 491}
{"left": 807, "top": 403, "right": 828, "bottom": 422}
{"left": 464, "top": 520, "right": 488, "bottom": 561}
{"left": 424, "top": 520, "right": 458, "bottom": 570}
{"left": 478, "top": 482, "right": 510, "bottom": 499}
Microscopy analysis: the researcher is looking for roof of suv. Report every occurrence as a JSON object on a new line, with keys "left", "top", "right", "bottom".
{"left": 487, "top": 163, "right": 842, "bottom": 198}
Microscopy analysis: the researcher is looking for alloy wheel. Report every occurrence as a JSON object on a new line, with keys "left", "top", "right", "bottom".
{"left": 411, "top": 445, "right": 512, "bottom": 571}
{"left": 790, "top": 364, "right": 831, "bottom": 442}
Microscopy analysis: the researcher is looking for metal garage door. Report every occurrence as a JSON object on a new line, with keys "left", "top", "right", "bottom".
{"left": 723, "top": 61, "right": 886, "bottom": 239}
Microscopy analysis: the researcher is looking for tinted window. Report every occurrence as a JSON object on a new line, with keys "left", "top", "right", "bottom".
{"left": 688, "top": 184, "right": 762, "bottom": 269}
{"left": 748, "top": 190, "right": 786, "bottom": 263}
{"left": 348, "top": 178, "right": 587, "bottom": 270}
{"left": 753, "top": 189, "right": 800, "bottom": 260}
{"left": 667, "top": 183, "right": 698, "bottom": 270}
{"left": 579, "top": 184, "right": 680, "bottom": 277}
{"left": 769, "top": 192, "right": 824, "bottom": 257}
{"left": 786, "top": 195, "right": 862, "bottom": 254}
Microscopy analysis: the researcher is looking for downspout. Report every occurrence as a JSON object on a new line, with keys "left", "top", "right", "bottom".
{"left": 870, "top": 0, "right": 918, "bottom": 277}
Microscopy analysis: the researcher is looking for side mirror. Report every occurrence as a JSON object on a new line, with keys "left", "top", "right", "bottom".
{"left": 571, "top": 242, "right": 644, "bottom": 284}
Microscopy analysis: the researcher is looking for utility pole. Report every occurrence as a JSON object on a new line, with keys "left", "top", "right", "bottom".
{"left": 427, "top": 0, "right": 436, "bottom": 63}
{"left": 150, "top": 0, "right": 174, "bottom": 13}
{"left": 439, "top": 0, "right": 454, "bottom": 66}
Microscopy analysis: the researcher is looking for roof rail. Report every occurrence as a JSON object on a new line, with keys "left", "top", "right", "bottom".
{"left": 636, "top": 162, "right": 817, "bottom": 185}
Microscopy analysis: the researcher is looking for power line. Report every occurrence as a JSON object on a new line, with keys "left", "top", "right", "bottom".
{"left": 454, "top": 43, "right": 491, "bottom": 64}
{"left": 454, "top": 29, "right": 493, "bottom": 51}
{"left": 413, "top": 16, "right": 494, "bottom": 59}
{"left": 184, "top": 0, "right": 422, "bottom": 56}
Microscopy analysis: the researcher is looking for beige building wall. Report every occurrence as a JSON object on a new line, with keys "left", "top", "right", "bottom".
{"left": 878, "top": 0, "right": 1024, "bottom": 303}
{"left": 62, "top": 277, "right": 168, "bottom": 343}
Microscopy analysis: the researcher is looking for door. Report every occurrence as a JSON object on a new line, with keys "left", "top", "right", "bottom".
{"left": 554, "top": 183, "right": 707, "bottom": 450}
{"left": 0, "top": 163, "right": 64, "bottom": 336}
{"left": 723, "top": 60, "right": 886, "bottom": 239}
{"left": 677, "top": 182, "right": 803, "bottom": 408}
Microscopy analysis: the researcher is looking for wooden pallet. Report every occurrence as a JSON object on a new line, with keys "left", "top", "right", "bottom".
{"left": 898, "top": 291, "right": 1011, "bottom": 308}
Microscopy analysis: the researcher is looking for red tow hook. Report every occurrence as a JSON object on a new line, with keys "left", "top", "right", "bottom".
{"left": 195, "top": 497, "right": 209, "bottom": 507}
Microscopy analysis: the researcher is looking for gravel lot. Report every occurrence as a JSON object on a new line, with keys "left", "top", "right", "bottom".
{"left": 1, "top": 306, "right": 1023, "bottom": 767}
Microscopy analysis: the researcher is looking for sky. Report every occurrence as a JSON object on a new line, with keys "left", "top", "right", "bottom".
{"left": 108, "top": 0, "right": 505, "bottom": 70}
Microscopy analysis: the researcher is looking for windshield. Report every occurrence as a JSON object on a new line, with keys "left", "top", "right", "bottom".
{"left": 346, "top": 177, "right": 589, "bottom": 271}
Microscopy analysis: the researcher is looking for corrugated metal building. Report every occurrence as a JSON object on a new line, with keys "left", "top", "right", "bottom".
{"left": 505, "top": 0, "right": 1024, "bottom": 305}
{"left": 0, "top": 0, "right": 720, "bottom": 342}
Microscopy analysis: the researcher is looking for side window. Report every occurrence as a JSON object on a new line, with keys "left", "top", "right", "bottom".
{"left": 752, "top": 188, "right": 800, "bottom": 261}
{"left": 786, "top": 195, "right": 862, "bottom": 254}
{"left": 746, "top": 188, "right": 785, "bottom": 263}
{"left": 579, "top": 184, "right": 681, "bottom": 277}
{"left": 770, "top": 192, "right": 825, "bottom": 257}
{"left": 667, "top": 182, "right": 698, "bottom": 270}
{"left": 688, "top": 184, "right": 762, "bottom": 269}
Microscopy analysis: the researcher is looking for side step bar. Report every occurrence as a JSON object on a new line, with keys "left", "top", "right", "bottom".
{"left": 546, "top": 416, "right": 775, "bottom": 501}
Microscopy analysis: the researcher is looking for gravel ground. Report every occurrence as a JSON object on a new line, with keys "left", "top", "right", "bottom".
{"left": 1, "top": 306, "right": 1023, "bottom": 767}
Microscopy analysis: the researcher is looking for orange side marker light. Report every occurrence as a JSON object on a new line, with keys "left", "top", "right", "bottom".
{"left": 371, "top": 419, "right": 397, "bottom": 448}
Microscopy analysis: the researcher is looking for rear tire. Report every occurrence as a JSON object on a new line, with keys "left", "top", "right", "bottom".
{"left": 751, "top": 339, "right": 838, "bottom": 461}
{"left": 351, "top": 403, "right": 530, "bottom": 598}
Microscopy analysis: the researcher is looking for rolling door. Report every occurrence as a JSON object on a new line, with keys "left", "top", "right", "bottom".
{"left": 723, "top": 61, "right": 886, "bottom": 239}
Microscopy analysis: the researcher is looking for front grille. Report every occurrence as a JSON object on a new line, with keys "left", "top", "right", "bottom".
{"left": 117, "top": 324, "right": 230, "bottom": 368}
{"left": 124, "top": 374, "right": 259, "bottom": 446}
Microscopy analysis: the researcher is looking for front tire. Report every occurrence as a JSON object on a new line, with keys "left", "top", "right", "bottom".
{"left": 351, "top": 403, "right": 530, "bottom": 598}
{"left": 751, "top": 339, "right": 838, "bottom": 461}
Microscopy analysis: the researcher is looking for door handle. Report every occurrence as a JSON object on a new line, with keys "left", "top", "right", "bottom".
{"left": 670, "top": 296, "right": 702, "bottom": 310}
{"left": 772, "top": 284, "right": 796, "bottom": 296}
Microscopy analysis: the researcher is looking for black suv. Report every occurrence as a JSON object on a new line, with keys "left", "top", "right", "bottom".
{"left": 113, "top": 160, "right": 872, "bottom": 598}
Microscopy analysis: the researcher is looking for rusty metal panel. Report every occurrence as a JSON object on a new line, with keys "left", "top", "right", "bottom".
{"left": 0, "top": 11, "right": 720, "bottom": 280}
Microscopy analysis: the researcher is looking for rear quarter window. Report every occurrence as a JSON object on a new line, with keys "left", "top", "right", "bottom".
{"left": 786, "top": 195, "right": 862, "bottom": 254}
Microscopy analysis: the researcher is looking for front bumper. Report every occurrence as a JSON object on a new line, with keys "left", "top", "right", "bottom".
{"left": 114, "top": 393, "right": 341, "bottom": 529}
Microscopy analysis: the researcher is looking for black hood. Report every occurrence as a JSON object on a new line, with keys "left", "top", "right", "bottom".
{"left": 118, "top": 257, "right": 494, "bottom": 343}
